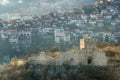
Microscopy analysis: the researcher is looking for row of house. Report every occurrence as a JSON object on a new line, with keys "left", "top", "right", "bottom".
{"left": 0, "top": 0, "right": 119, "bottom": 52}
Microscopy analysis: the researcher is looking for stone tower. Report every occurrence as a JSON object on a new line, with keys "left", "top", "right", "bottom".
{"left": 80, "top": 38, "right": 97, "bottom": 50}
{"left": 80, "top": 39, "right": 85, "bottom": 50}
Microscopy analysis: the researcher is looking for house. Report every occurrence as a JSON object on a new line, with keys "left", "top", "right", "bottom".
{"left": 54, "top": 28, "right": 70, "bottom": 43}
{"left": 41, "top": 28, "right": 54, "bottom": 33}
{"left": 96, "top": 14, "right": 103, "bottom": 19}
{"left": 75, "top": 19, "right": 86, "bottom": 27}
{"left": 89, "top": 19, "right": 96, "bottom": 25}
{"left": 96, "top": 19, "right": 104, "bottom": 27}
{"left": 104, "top": 13, "right": 112, "bottom": 20}
{"left": 28, "top": 52, "right": 55, "bottom": 65}
{"left": 18, "top": 31, "right": 31, "bottom": 46}
{"left": 82, "top": 34, "right": 93, "bottom": 39}
{"left": 115, "top": 18, "right": 120, "bottom": 24}
{"left": 9, "top": 35, "right": 19, "bottom": 49}
{"left": 10, "top": 59, "right": 25, "bottom": 66}
{"left": 102, "top": 32, "right": 116, "bottom": 43}
{"left": 81, "top": 14, "right": 88, "bottom": 20}
{"left": 90, "top": 13, "right": 96, "bottom": 19}
{"left": 111, "top": 20, "right": 116, "bottom": 26}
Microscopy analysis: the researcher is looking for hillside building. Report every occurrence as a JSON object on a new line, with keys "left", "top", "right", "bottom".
{"left": 56, "top": 39, "right": 108, "bottom": 66}
{"left": 54, "top": 28, "right": 70, "bottom": 43}
{"left": 28, "top": 39, "right": 108, "bottom": 66}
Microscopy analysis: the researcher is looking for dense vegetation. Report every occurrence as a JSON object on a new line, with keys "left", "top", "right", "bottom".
{"left": 0, "top": 64, "right": 119, "bottom": 80}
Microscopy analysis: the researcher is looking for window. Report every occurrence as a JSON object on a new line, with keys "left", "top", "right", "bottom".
{"left": 70, "top": 58, "right": 74, "bottom": 63}
{"left": 87, "top": 56, "right": 92, "bottom": 64}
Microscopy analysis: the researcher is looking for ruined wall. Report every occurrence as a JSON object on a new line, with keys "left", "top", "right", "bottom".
{"left": 93, "top": 51, "right": 108, "bottom": 66}
{"left": 55, "top": 44, "right": 108, "bottom": 66}
{"left": 27, "top": 39, "right": 108, "bottom": 66}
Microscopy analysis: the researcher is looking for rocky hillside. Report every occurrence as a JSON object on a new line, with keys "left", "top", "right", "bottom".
{"left": 96, "top": 42, "right": 120, "bottom": 61}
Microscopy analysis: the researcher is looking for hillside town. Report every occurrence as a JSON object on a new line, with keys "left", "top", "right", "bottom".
{"left": 0, "top": 0, "right": 120, "bottom": 63}
{"left": 0, "top": 0, "right": 120, "bottom": 80}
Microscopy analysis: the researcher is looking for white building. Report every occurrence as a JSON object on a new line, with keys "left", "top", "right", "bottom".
{"left": 41, "top": 28, "right": 54, "bottom": 33}
{"left": 54, "top": 28, "right": 70, "bottom": 43}
{"left": 18, "top": 31, "right": 31, "bottom": 45}
{"left": 9, "top": 35, "right": 19, "bottom": 49}
{"left": 102, "top": 32, "right": 116, "bottom": 43}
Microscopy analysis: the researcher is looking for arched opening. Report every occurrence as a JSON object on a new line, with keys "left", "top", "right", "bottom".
{"left": 87, "top": 56, "right": 92, "bottom": 64}
{"left": 70, "top": 58, "right": 74, "bottom": 64}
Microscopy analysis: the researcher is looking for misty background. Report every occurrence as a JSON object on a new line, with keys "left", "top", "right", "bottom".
{"left": 0, "top": 0, "right": 99, "bottom": 18}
